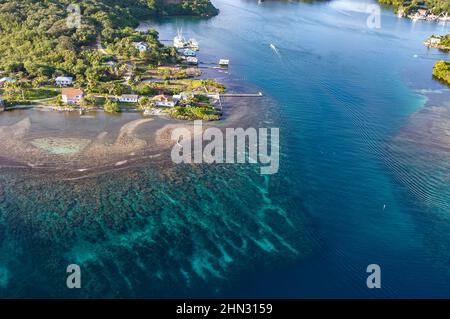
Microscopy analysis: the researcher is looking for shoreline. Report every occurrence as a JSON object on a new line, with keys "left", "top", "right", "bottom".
{"left": 0, "top": 80, "right": 259, "bottom": 177}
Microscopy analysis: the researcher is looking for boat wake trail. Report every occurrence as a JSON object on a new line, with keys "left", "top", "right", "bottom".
{"left": 269, "top": 43, "right": 281, "bottom": 58}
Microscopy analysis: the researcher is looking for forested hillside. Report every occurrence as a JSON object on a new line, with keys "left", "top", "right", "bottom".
{"left": 0, "top": 0, "right": 217, "bottom": 85}
{"left": 378, "top": 0, "right": 450, "bottom": 14}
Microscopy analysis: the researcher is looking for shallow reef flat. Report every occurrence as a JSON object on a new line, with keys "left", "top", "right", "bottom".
{"left": 30, "top": 138, "right": 92, "bottom": 155}
{"left": 0, "top": 149, "right": 316, "bottom": 298}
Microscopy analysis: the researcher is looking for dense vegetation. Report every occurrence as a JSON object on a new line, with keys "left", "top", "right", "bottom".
{"left": 378, "top": 0, "right": 450, "bottom": 14}
{"left": 147, "top": 0, "right": 219, "bottom": 16}
{"left": 440, "top": 34, "right": 450, "bottom": 47}
{"left": 133, "top": 79, "right": 225, "bottom": 96}
{"left": 0, "top": 0, "right": 217, "bottom": 89}
{"left": 168, "top": 106, "right": 221, "bottom": 121}
{"left": 103, "top": 99, "right": 121, "bottom": 113}
{"left": 433, "top": 60, "right": 450, "bottom": 86}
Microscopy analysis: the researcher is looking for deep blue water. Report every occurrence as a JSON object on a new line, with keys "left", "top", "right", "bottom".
{"left": 1, "top": 0, "right": 450, "bottom": 298}
{"left": 143, "top": 0, "right": 450, "bottom": 297}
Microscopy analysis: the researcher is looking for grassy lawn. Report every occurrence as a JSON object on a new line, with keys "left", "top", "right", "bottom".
{"left": 88, "top": 97, "right": 137, "bottom": 110}
{"left": 92, "top": 96, "right": 106, "bottom": 106}
{"left": 168, "top": 106, "right": 221, "bottom": 121}
{"left": 5, "top": 88, "right": 59, "bottom": 101}
{"left": 24, "top": 88, "right": 59, "bottom": 100}
{"left": 134, "top": 79, "right": 225, "bottom": 96}
{"left": 41, "top": 98, "right": 59, "bottom": 105}
{"left": 117, "top": 102, "right": 138, "bottom": 109}
{"left": 142, "top": 66, "right": 202, "bottom": 80}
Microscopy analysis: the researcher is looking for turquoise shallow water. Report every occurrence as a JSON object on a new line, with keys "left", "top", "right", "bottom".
{"left": 1, "top": 0, "right": 450, "bottom": 297}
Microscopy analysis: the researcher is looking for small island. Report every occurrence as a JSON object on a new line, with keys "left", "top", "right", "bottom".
{"left": 422, "top": 33, "right": 450, "bottom": 87}
{"left": 0, "top": 0, "right": 226, "bottom": 120}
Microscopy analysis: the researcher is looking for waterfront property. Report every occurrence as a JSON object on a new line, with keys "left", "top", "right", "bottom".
{"left": 62, "top": 88, "right": 84, "bottom": 105}
{"left": 55, "top": 76, "right": 74, "bottom": 87}
{"left": 424, "top": 35, "right": 450, "bottom": 50}
{"left": 117, "top": 94, "right": 139, "bottom": 103}
{"left": 173, "top": 91, "right": 194, "bottom": 103}
{"left": 409, "top": 8, "right": 450, "bottom": 22}
{"left": 429, "top": 37, "right": 441, "bottom": 45}
{"left": 418, "top": 9, "right": 428, "bottom": 16}
{"left": 152, "top": 94, "right": 177, "bottom": 107}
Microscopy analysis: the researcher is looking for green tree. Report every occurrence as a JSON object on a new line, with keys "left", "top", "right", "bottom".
{"left": 138, "top": 96, "right": 150, "bottom": 110}
{"left": 104, "top": 99, "right": 121, "bottom": 113}
{"left": 433, "top": 60, "right": 450, "bottom": 86}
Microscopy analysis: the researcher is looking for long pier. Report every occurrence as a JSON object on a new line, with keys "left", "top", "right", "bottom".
{"left": 219, "top": 92, "right": 263, "bottom": 97}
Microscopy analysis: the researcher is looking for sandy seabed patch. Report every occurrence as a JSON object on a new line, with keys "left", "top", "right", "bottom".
{"left": 0, "top": 117, "right": 162, "bottom": 171}
{"left": 30, "top": 138, "right": 92, "bottom": 155}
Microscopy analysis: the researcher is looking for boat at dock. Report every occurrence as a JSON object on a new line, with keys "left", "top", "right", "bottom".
{"left": 186, "top": 57, "right": 198, "bottom": 65}
{"left": 173, "top": 28, "right": 200, "bottom": 50}
{"left": 188, "top": 38, "right": 199, "bottom": 50}
{"left": 177, "top": 48, "right": 197, "bottom": 57}
{"left": 173, "top": 28, "right": 186, "bottom": 49}
{"left": 219, "top": 59, "right": 230, "bottom": 67}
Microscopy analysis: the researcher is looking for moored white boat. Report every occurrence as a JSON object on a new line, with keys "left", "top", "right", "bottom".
{"left": 173, "top": 28, "right": 187, "bottom": 49}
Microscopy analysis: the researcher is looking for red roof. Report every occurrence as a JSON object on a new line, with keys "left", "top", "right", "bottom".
{"left": 62, "top": 88, "right": 84, "bottom": 98}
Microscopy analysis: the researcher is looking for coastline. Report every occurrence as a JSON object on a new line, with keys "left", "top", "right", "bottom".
{"left": 2, "top": 0, "right": 450, "bottom": 299}
{"left": 0, "top": 77, "right": 260, "bottom": 178}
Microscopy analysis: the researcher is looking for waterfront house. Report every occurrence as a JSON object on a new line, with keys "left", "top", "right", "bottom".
{"left": 418, "top": 9, "right": 428, "bottom": 17}
{"left": 55, "top": 76, "right": 73, "bottom": 87}
{"left": 172, "top": 94, "right": 182, "bottom": 103}
{"left": 0, "top": 77, "right": 16, "bottom": 87}
{"left": 173, "top": 91, "right": 194, "bottom": 103}
{"left": 117, "top": 94, "right": 139, "bottom": 103}
{"left": 152, "top": 94, "right": 177, "bottom": 107}
{"left": 429, "top": 37, "right": 441, "bottom": 45}
{"left": 411, "top": 8, "right": 428, "bottom": 21}
{"left": 62, "top": 88, "right": 84, "bottom": 105}
{"left": 134, "top": 42, "right": 149, "bottom": 52}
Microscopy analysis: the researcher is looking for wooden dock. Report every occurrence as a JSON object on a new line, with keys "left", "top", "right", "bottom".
{"left": 220, "top": 92, "right": 263, "bottom": 97}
